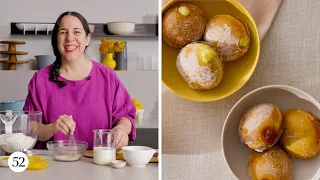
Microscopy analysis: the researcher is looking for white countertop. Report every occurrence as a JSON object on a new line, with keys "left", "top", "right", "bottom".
{"left": 0, "top": 157, "right": 158, "bottom": 180}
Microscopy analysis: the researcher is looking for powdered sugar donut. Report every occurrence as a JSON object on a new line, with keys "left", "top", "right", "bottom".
{"left": 204, "top": 15, "right": 250, "bottom": 61}
{"left": 239, "top": 103, "right": 283, "bottom": 152}
{"left": 162, "top": 3, "right": 207, "bottom": 48}
{"left": 176, "top": 42, "right": 223, "bottom": 90}
{"left": 248, "top": 146, "right": 292, "bottom": 180}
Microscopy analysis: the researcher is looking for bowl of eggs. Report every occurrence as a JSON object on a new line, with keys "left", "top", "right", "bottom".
{"left": 222, "top": 85, "right": 320, "bottom": 180}
{"left": 162, "top": 0, "right": 260, "bottom": 102}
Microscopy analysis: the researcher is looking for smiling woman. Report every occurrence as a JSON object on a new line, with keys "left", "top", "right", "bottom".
{"left": 23, "top": 11, "right": 136, "bottom": 151}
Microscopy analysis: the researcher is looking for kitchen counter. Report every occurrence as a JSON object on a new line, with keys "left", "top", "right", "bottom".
{"left": 0, "top": 157, "right": 158, "bottom": 180}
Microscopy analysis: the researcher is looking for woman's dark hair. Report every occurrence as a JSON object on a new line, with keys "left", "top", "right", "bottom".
{"left": 50, "top": 11, "right": 90, "bottom": 87}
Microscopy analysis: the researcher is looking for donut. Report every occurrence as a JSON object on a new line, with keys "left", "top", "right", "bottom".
{"left": 162, "top": 3, "right": 207, "bottom": 48}
{"left": 176, "top": 42, "right": 223, "bottom": 90}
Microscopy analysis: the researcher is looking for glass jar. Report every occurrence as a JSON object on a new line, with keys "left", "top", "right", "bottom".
{"left": 92, "top": 129, "right": 116, "bottom": 165}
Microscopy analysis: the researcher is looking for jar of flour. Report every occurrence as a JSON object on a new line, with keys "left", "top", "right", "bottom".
{"left": 0, "top": 110, "right": 42, "bottom": 154}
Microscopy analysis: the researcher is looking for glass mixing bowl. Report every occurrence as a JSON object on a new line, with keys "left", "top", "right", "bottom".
{"left": 0, "top": 110, "right": 42, "bottom": 154}
{"left": 47, "top": 140, "right": 88, "bottom": 162}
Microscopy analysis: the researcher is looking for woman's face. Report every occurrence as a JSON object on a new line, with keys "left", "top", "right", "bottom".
{"left": 57, "top": 15, "right": 91, "bottom": 61}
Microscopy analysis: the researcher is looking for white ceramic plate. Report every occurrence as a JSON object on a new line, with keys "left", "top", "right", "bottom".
{"left": 222, "top": 85, "right": 320, "bottom": 180}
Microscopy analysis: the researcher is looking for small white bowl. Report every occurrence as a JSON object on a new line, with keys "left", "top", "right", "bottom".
{"left": 110, "top": 160, "right": 126, "bottom": 169}
{"left": 122, "top": 146, "right": 156, "bottom": 167}
{"left": 107, "top": 22, "right": 135, "bottom": 35}
{"left": 222, "top": 85, "right": 320, "bottom": 180}
{"left": 0, "top": 156, "right": 9, "bottom": 167}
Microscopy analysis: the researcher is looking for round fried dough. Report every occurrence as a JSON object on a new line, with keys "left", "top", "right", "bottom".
{"left": 280, "top": 109, "right": 320, "bottom": 159}
{"left": 248, "top": 146, "right": 292, "bottom": 180}
{"left": 204, "top": 15, "right": 250, "bottom": 61}
{"left": 176, "top": 42, "right": 223, "bottom": 90}
{"left": 162, "top": 3, "right": 207, "bottom": 48}
{"left": 239, "top": 103, "right": 283, "bottom": 152}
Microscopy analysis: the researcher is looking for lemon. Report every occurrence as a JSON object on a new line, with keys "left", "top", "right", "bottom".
{"left": 133, "top": 99, "right": 139, "bottom": 106}
{"left": 116, "top": 149, "right": 122, "bottom": 155}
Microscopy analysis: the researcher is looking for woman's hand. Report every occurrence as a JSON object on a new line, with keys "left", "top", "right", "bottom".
{"left": 111, "top": 124, "right": 129, "bottom": 149}
{"left": 52, "top": 115, "right": 76, "bottom": 135}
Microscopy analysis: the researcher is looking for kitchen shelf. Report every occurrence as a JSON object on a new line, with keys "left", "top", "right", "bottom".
{"left": 10, "top": 22, "right": 158, "bottom": 37}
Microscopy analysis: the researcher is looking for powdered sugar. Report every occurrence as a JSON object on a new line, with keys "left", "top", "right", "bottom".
{"left": 243, "top": 104, "right": 274, "bottom": 134}
{"left": 204, "top": 23, "right": 239, "bottom": 58}
{"left": 0, "top": 133, "right": 36, "bottom": 153}
{"left": 176, "top": 44, "right": 218, "bottom": 89}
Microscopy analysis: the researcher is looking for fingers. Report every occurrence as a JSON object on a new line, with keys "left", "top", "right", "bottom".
{"left": 63, "top": 115, "right": 76, "bottom": 133}
{"left": 112, "top": 130, "right": 129, "bottom": 149}
{"left": 55, "top": 116, "right": 69, "bottom": 135}
{"left": 112, "top": 130, "right": 121, "bottom": 148}
{"left": 117, "top": 134, "right": 128, "bottom": 149}
{"left": 54, "top": 115, "right": 76, "bottom": 135}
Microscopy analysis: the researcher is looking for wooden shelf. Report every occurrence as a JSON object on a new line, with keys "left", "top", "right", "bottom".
{"left": 10, "top": 22, "right": 158, "bottom": 37}
{"left": 0, "top": 51, "right": 28, "bottom": 55}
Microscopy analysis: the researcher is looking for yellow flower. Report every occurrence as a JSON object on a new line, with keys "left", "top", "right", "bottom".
{"left": 99, "top": 38, "right": 126, "bottom": 54}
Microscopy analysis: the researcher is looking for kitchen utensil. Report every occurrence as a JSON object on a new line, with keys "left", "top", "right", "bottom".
{"left": 0, "top": 110, "right": 18, "bottom": 133}
{"left": 83, "top": 150, "right": 158, "bottom": 163}
{"left": 222, "top": 85, "right": 320, "bottom": 180}
{"left": 68, "top": 131, "right": 76, "bottom": 146}
{"left": 122, "top": 146, "right": 156, "bottom": 167}
{"left": 46, "top": 140, "right": 88, "bottom": 162}
{"left": 34, "top": 55, "right": 55, "bottom": 70}
{"left": 0, "top": 110, "right": 42, "bottom": 154}
{"left": 162, "top": 0, "right": 260, "bottom": 102}
{"left": 92, "top": 129, "right": 116, "bottom": 165}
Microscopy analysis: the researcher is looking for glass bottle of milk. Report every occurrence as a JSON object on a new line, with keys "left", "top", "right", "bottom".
{"left": 92, "top": 129, "right": 116, "bottom": 165}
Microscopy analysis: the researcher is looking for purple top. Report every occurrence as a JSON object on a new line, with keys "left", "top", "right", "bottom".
{"left": 23, "top": 60, "right": 136, "bottom": 150}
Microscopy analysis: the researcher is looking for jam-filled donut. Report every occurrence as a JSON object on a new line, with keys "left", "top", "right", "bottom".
{"left": 239, "top": 103, "right": 283, "bottom": 152}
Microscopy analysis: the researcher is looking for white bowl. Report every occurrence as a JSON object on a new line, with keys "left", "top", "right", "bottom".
{"left": 47, "top": 24, "right": 55, "bottom": 31}
{"left": 122, "top": 146, "right": 156, "bottom": 167}
{"left": 15, "top": 23, "right": 36, "bottom": 31}
{"left": 36, "top": 24, "right": 48, "bottom": 31}
{"left": 222, "top": 85, "right": 320, "bottom": 180}
{"left": 107, "top": 22, "right": 135, "bottom": 35}
{"left": 0, "top": 156, "right": 9, "bottom": 167}
{"left": 110, "top": 160, "right": 126, "bottom": 169}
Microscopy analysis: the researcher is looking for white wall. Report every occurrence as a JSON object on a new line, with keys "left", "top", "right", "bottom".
{"left": 0, "top": 0, "right": 159, "bottom": 125}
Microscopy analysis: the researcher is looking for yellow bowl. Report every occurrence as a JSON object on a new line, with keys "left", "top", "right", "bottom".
{"left": 162, "top": 0, "right": 260, "bottom": 102}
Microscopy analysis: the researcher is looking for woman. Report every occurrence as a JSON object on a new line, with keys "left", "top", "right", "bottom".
{"left": 23, "top": 11, "right": 136, "bottom": 150}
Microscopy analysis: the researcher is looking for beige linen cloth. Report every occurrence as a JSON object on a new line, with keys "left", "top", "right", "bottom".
{"left": 162, "top": 0, "right": 320, "bottom": 179}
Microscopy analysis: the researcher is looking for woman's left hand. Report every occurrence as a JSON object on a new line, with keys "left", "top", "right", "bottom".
{"left": 111, "top": 124, "right": 129, "bottom": 149}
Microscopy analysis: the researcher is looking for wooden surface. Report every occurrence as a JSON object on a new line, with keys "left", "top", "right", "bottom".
{"left": 84, "top": 150, "right": 158, "bottom": 163}
{"left": 0, "top": 40, "right": 26, "bottom": 44}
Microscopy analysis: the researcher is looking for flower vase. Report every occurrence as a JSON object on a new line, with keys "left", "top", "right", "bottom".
{"left": 115, "top": 42, "right": 127, "bottom": 71}
{"left": 103, "top": 53, "right": 116, "bottom": 69}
